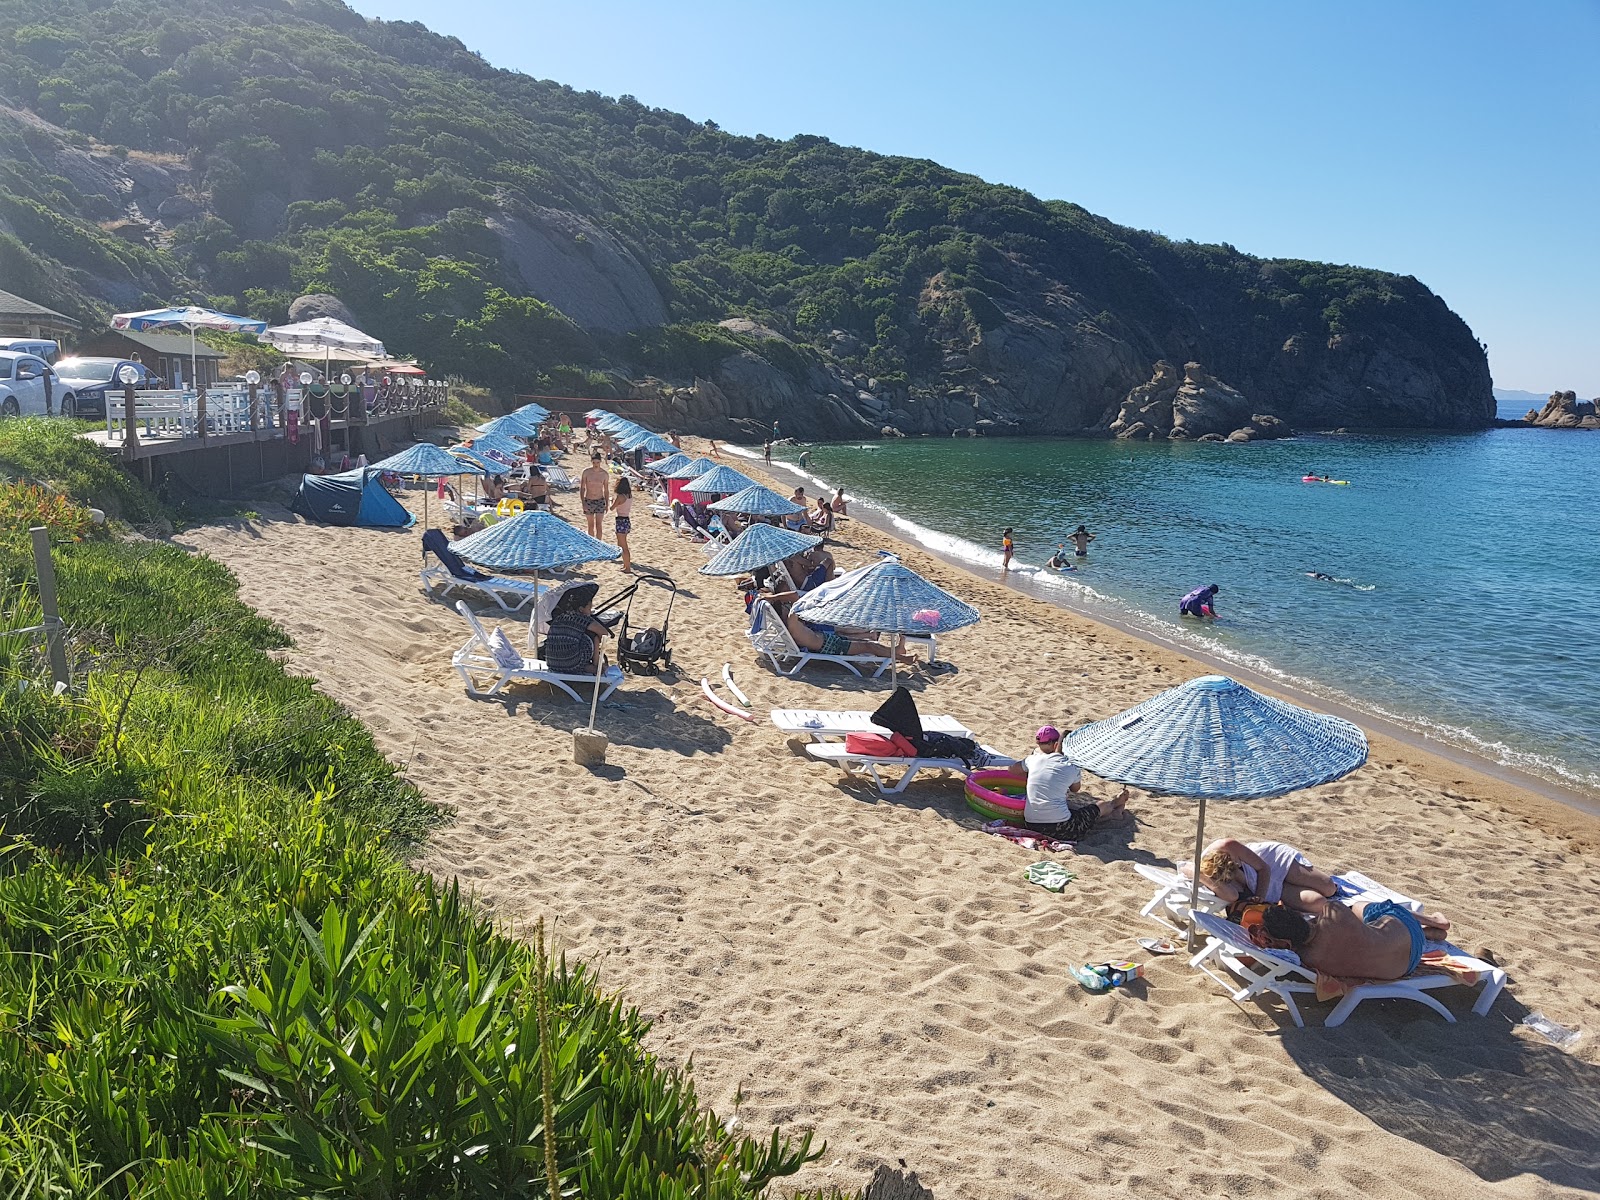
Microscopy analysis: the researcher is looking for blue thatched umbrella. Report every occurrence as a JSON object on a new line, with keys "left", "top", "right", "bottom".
{"left": 645, "top": 453, "right": 690, "bottom": 476}
{"left": 701, "top": 523, "right": 820, "bottom": 576}
{"left": 451, "top": 511, "right": 618, "bottom": 571}
{"left": 477, "top": 414, "right": 539, "bottom": 439}
{"left": 451, "top": 447, "right": 513, "bottom": 475}
{"left": 1061, "top": 674, "right": 1368, "bottom": 943}
{"left": 708, "top": 483, "right": 803, "bottom": 517}
{"left": 467, "top": 431, "right": 526, "bottom": 459}
{"left": 684, "top": 464, "right": 756, "bottom": 497}
{"left": 791, "top": 558, "right": 980, "bottom": 681}
{"left": 665, "top": 456, "right": 717, "bottom": 480}
{"left": 370, "top": 442, "right": 486, "bottom": 529}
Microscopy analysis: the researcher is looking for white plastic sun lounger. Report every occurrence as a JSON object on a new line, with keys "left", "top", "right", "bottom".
{"left": 451, "top": 601, "right": 624, "bottom": 703}
{"left": 770, "top": 709, "right": 972, "bottom": 741}
{"left": 804, "top": 742, "right": 1013, "bottom": 795}
{"left": 747, "top": 599, "right": 891, "bottom": 678}
{"left": 420, "top": 563, "right": 550, "bottom": 613}
{"left": 1134, "top": 863, "right": 1224, "bottom": 935}
{"left": 1187, "top": 910, "right": 1506, "bottom": 1029}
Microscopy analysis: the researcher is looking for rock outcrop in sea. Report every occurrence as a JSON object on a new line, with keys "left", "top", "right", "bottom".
{"left": 1522, "top": 391, "right": 1600, "bottom": 430}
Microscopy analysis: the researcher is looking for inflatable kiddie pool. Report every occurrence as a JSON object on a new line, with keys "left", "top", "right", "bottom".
{"left": 965, "top": 768, "right": 1026, "bottom": 821}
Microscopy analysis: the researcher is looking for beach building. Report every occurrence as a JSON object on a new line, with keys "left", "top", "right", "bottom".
{"left": 74, "top": 328, "right": 226, "bottom": 390}
{"left": 0, "top": 287, "right": 80, "bottom": 343}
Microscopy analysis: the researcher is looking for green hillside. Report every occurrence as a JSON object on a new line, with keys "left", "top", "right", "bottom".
{"left": 0, "top": 0, "right": 1493, "bottom": 433}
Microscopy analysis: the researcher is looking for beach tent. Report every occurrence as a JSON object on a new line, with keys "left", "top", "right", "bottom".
{"left": 290, "top": 467, "right": 414, "bottom": 528}
{"left": 1061, "top": 675, "right": 1368, "bottom": 945}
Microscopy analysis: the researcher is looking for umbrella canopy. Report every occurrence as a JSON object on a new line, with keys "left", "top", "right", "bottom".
{"left": 665, "top": 456, "right": 718, "bottom": 480}
{"left": 585, "top": 408, "right": 609, "bottom": 419}
{"left": 701, "top": 523, "right": 821, "bottom": 576}
{"left": 515, "top": 403, "right": 550, "bottom": 420}
{"left": 708, "top": 483, "right": 803, "bottom": 517}
{"left": 451, "top": 511, "right": 620, "bottom": 572}
{"left": 112, "top": 305, "right": 267, "bottom": 391}
{"left": 619, "top": 430, "right": 679, "bottom": 455}
{"left": 263, "top": 317, "right": 385, "bottom": 359}
{"left": 684, "top": 465, "right": 757, "bottom": 497}
{"left": 477, "top": 414, "right": 539, "bottom": 439}
{"left": 791, "top": 559, "right": 980, "bottom": 635}
{"left": 597, "top": 414, "right": 631, "bottom": 432}
{"left": 465, "top": 431, "right": 527, "bottom": 459}
{"left": 645, "top": 453, "right": 690, "bottom": 475}
{"left": 1061, "top": 674, "right": 1368, "bottom": 944}
{"left": 1060, "top": 675, "right": 1367, "bottom": 800}
{"left": 371, "top": 443, "right": 485, "bottom": 477}
{"left": 451, "top": 447, "right": 513, "bottom": 474}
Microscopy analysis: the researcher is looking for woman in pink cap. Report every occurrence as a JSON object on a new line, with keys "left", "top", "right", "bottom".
{"left": 1007, "top": 725, "right": 1130, "bottom": 842}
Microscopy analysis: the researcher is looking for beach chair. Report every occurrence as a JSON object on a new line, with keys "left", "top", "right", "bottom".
{"left": 747, "top": 599, "right": 891, "bottom": 678}
{"left": 451, "top": 601, "right": 624, "bottom": 703}
{"left": 1134, "top": 863, "right": 1225, "bottom": 935}
{"left": 1187, "top": 910, "right": 1507, "bottom": 1029}
{"left": 420, "top": 529, "right": 549, "bottom": 613}
{"left": 770, "top": 708, "right": 972, "bottom": 741}
{"left": 804, "top": 742, "right": 1014, "bottom": 795}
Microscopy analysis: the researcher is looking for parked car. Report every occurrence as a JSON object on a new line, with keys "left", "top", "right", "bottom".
{"left": 0, "top": 351, "right": 75, "bottom": 418}
{"left": 49, "top": 357, "right": 161, "bottom": 419}
{"left": 0, "top": 338, "right": 60, "bottom": 362}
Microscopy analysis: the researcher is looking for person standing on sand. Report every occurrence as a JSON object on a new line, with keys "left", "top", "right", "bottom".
{"left": 709, "top": 439, "right": 722, "bottom": 458}
{"left": 1069, "top": 524, "right": 1096, "bottom": 557}
{"left": 1002, "top": 527, "right": 1015, "bottom": 571}
{"left": 763, "top": 440, "right": 772, "bottom": 464}
{"left": 611, "top": 475, "right": 633, "bottom": 573}
{"left": 580, "top": 453, "right": 610, "bottom": 540}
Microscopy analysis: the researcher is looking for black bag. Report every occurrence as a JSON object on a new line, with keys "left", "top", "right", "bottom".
{"left": 625, "top": 627, "right": 665, "bottom": 660}
{"left": 918, "top": 731, "right": 981, "bottom": 768}
{"left": 871, "top": 686, "right": 925, "bottom": 743}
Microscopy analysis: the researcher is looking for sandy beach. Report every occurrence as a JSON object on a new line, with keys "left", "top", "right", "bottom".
{"left": 180, "top": 437, "right": 1600, "bottom": 1199}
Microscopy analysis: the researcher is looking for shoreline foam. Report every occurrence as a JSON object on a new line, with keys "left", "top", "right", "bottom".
{"left": 736, "top": 443, "right": 1600, "bottom": 817}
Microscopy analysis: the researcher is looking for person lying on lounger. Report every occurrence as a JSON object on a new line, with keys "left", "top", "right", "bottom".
{"left": 1256, "top": 897, "right": 1452, "bottom": 981}
{"left": 1183, "top": 838, "right": 1337, "bottom": 913}
{"left": 767, "top": 593, "right": 915, "bottom": 664}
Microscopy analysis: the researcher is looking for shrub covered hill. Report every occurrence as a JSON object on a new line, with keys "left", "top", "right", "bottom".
{"left": 2, "top": 0, "right": 1492, "bottom": 439}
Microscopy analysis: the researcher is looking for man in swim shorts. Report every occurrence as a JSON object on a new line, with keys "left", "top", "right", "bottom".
{"left": 1262, "top": 896, "right": 1446, "bottom": 980}
{"left": 579, "top": 453, "right": 610, "bottom": 539}
{"left": 1007, "top": 726, "right": 1129, "bottom": 841}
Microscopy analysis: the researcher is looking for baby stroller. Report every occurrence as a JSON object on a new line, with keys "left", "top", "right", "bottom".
{"left": 596, "top": 573, "right": 677, "bottom": 674}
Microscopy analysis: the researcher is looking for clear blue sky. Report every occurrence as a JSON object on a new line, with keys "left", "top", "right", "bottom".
{"left": 351, "top": 0, "right": 1599, "bottom": 394}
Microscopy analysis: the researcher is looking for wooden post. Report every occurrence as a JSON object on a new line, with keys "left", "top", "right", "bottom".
{"left": 249, "top": 381, "right": 260, "bottom": 435}
{"left": 196, "top": 382, "right": 208, "bottom": 440}
{"left": 31, "top": 527, "right": 69, "bottom": 693}
{"left": 123, "top": 384, "right": 139, "bottom": 461}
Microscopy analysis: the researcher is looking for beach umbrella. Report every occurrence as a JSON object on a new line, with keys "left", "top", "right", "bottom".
{"left": 665, "top": 456, "right": 717, "bottom": 480}
{"left": 370, "top": 442, "right": 486, "bottom": 529}
{"left": 453, "top": 511, "right": 620, "bottom": 627}
{"left": 1060, "top": 674, "right": 1368, "bottom": 945}
{"left": 708, "top": 483, "right": 804, "bottom": 517}
{"left": 645, "top": 453, "right": 690, "bottom": 476}
{"left": 597, "top": 414, "right": 631, "bottom": 432}
{"left": 112, "top": 304, "right": 267, "bottom": 392}
{"left": 451, "top": 447, "right": 513, "bottom": 475}
{"left": 791, "top": 558, "right": 980, "bottom": 682}
{"left": 684, "top": 465, "right": 757, "bottom": 497}
{"left": 263, "top": 317, "right": 386, "bottom": 378}
{"left": 477, "top": 413, "right": 540, "bottom": 439}
{"left": 701, "top": 522, "right": 821, "bottom": 576}
{"left": 515, "top": 403, "right": 550, "bottom": 420}
{"left": 466, "top": 431, "right": 527, "bottom": 459}
{"left": 620, "top": 430, "right": 679, "bottom": 455}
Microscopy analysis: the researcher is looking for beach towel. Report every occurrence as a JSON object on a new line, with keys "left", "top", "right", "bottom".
{"left": 1024, "top": 862, "right": 1076, "bottom": 892}
{"left": 843, "top": 732, "right": 917, "bottom": 757}
{"left": 983, "top": 819, "right": 1072, "bottom": 853}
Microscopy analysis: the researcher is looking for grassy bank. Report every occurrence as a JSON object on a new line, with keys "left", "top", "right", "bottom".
{"left": 0, "top": 426, "right": 827, "bottom": 1197}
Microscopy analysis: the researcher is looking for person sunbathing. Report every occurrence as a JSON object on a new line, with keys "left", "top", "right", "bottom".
{"left": 767, "top": 593, "right": 914, "bottom": 664}
{"left": 1185, "top": 838, "right": 1337, "bottom": 912}
{"left": 1258, "top": 897, "right": 1451, "bottom": 982}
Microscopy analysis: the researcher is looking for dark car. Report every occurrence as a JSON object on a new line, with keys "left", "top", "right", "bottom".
{"left": 49, "top": 358, "right": 162, "bottom": 418}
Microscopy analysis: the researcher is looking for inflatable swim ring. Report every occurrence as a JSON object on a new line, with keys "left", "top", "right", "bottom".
{"left": 1301, "top": 476, "right": 1351, "bottom": 485}
{"left": 965, "top": 768, "right": 1027, "bottom": 821}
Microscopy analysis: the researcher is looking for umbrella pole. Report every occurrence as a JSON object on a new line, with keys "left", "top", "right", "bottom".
{"left": 1187, "top": 795, "right": 1210, "bottom": 950}
{"left": 189, "top": 325, "right": 198, "bottom": 394}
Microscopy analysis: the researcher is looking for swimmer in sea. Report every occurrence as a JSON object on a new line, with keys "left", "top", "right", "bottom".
{"left": 1306, "top": 571, "right": 1338, "bottom": 582}
{"left": 1068, "top": 524, "right": 1096, "bottom": 557}
{"left": 1047, "top": 544, "right": 1076, "bottom": 571}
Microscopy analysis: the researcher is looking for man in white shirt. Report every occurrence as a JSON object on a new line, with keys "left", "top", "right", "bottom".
{"left": 1009, "top": 725, "right": 1129, "bottom": 841}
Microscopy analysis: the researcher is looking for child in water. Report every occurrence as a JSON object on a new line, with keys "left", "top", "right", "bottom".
{"left": 1002, "top": 528, "right": 1014, "bottom": 571}
{"left": 1047, "top": 544, "right": 1077, "bottom": 571}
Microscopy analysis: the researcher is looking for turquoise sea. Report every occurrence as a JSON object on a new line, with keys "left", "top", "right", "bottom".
{"left": 748, "top": 416, "right": 1600, "bottom": 796}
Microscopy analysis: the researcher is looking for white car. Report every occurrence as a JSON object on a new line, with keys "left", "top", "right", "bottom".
{"left": 0, "top": 351, "right": 76, "bottom": 418}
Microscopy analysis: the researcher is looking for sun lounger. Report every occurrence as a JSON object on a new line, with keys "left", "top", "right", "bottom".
{"left": 420, "top": 528, "right": 550, "bottom": 613}
{"left": 804, "top": 742, "right": 1013, "bottom": 795}
{"left": 451, "top": 601, "right": 624, "bottom": 703}
{"left": 1134, "top": 863, "right": 1225, "bottom": 934}
{"left": 747, "top": 598, "right": 891, "bottom": 678}
{"left": 770, "top": 708, "right": 972, "bottom": 740}
{"left": 1187, "top": 909, "right": 1506, "bottom": 1028}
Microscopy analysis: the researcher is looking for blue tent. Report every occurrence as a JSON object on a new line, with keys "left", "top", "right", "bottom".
{"left": 290, "top": 468, "right": 414, "bottom": 528}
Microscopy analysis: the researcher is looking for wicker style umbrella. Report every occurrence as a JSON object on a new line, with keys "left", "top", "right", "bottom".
{"left": 1060, "top": 674, "right": 1368, "bottom": 944}
{"left": 790, "top": 557, "right": 979, "bottom": 680}
{"left": 700, "top": 523, "right": 821, "bottom": 576}
{"left": 708, "top": 483, "right": 804, "bottom": 517}
{"left": 645, "top": 453, "right": 690, "bottom": 476}
{"left": 684, "top": 465, "right": 757, "bottom": 497}
{"left": 477, "top": 414, "right": 540, "bottom": 439}
{"left": 664, "top": 456, "right": 717, "bottom": 480}
{"left": 370, "top": 442, "right": 485, "bottom": 528}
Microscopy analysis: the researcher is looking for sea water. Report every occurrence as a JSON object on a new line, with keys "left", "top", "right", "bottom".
{"left": 751, "top": 423, "right": 1600, "bottom": 795}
